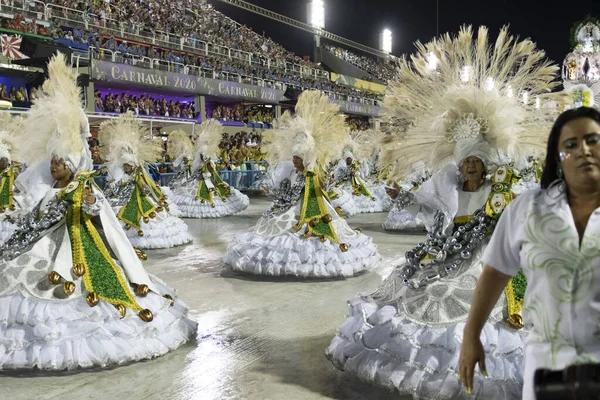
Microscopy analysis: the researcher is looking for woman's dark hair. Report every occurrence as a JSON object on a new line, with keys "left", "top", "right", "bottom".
{"left": 540, "top": 107, "right": 600, "bottom": 189}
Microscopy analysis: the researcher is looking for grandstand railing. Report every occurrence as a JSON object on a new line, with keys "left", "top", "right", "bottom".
{"left": 88, "top": 48, "right": 379, "bottom": 105}
{"left": 5, "top": 1, "right": 329, "bottom": 82}
{"left": 0, "top": 2, "right": 380, "bottom": 105}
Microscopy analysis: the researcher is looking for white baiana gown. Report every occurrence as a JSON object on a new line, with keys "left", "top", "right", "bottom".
{"left": 0, "top": 180, "right": 197, "bottom": 370}
{"left": 326, "top": 164, "right": 528, "bottom": 399}
{"left": 223, "top": 169, "right": 381, "bottom": 277}
{"left": 104, "top": 171, "right": 193, "bottom": 249}
{"left": 329, "top": 159, "right": 391, "bottom": 217}
{"left": 166, "top": 158, "right": 249, "bottom": 218}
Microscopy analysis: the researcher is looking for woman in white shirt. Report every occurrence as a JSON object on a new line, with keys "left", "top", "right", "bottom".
{"left": 459, "top": 106, "right": 600, "bottom": 399}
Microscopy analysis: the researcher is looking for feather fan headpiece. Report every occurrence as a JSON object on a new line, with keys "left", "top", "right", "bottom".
{"left": 0, "top": 113, "right": 23, "bottom": 162}
{"left": 382, "top": 25, "right": 559, "bottom": 181}
{"left": 99, "top": 112, "right": 162, "bottom": 172}
{"left": 344, "top": 130, "right": 386, "bottom": 160}
{"left": 167, "top": 130, "right": 194, "bottom": 160}
{"left": 20, "top": 52, "right": 92, "bottom": 172}
{"left": 263, "top": 90, "right": 346, "bottom": 171}
{"left": 193, "top": 119, "right": 223, "bottom": 160}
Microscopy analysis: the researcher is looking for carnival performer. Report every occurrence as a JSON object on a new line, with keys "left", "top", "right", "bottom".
{"left": 0, "top": 53, "right": 197, "bottom": 371}
{"left": 0, "top": 113, "right": 24, "bottom": 244}
{"left": 223, "top": 91, "right": 381, "bottom": 278}
{"left": 160, "top": 129, "right": 193, "bottom": 214}
{"left": 381, "top": 164, "right": 430, "bottom": 231}
{"left": 247, "top": 160, "right": 295, "bottom": 197}
{"left": 99, "top": 113, "right": 193, "bottom": 249}
{"left": 326, "top": 26, "right": 558, "bottom": 399}
{"left": 459, "top": 106, "right": 600, "bottom": 400}
{"left": 329, "top": 133, "right": 390, "bottom": 216}
{"left": 167, "top": 120, "right": 249, "bottom": 218}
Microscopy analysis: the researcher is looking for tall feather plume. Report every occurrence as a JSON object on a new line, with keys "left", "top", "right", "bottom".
{"left": 263, "top": 111, "right": 293, "bottom": 166}
{"left": 20, "top": 52, "right": 90, "bottom": 167}
{"left": 193, "top": 119, "right": 223, "bottom": 159}
{"left": 264, "top": 91, "right": 346, "bottom": 170}
{"left": 167, "top": 129, "right": 194, "bottom": 160}
{"left": 0, "top": 113, "right": 23, "bottom": 160}
{"left": 347, "top": 130, "right": 386, "bottom": 160}
{"left": 381, "top": 25, "right": 560, "bottom": 182}
{"left": 99, "top": 112, "right": 162, "bottom": 170}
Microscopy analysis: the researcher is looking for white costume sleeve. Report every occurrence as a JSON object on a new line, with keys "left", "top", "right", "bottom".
{"left": 481, "top": 190, "right": 535, "bottom": 276}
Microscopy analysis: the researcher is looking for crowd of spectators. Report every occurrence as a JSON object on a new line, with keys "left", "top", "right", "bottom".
{"left": 48, "top": 0, "right": 318, "bottom": 72}
{"left": 325, "top": 44, "right": 398, "bottom": 83}
{"left": 211, "top": 104, "right": 274, "bottom": 125}
{"left": 94, "top": 90, "right": 197, "bottom": 118}
{"left": 218, "top": 130, "right": 264, "bottom": 164}
{"left": 0, "top": 14, "right": 49, "bottom": 35}
{"left": 346, "top": 115, "right": 371, "bottom": 131}
{"left": 0, "top": 1, "right": 384, "bottom": 103}
{"left": 0, "top": 84, "right": 29, "bottom": 102}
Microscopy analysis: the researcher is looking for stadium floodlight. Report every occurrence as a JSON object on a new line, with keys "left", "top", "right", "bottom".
{"left": 309, "top": 0, "right": 325, "bottom": 29}
{"left": 381, "top": 29, "right": 392, "bottom": 54}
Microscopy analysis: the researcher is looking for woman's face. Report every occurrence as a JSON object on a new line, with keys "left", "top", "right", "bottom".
{"left": 123, "top": 163, "right": 134, "bottom": 174}
{"left": 461, "top": 156, "right": 486, "bottom": 181}
{"left": 558, "top": 117, "right": 600, "bottom": 186}
{"left": 50, "top": 157, "right": 72, "bottom": 181}
{"left": 292, "top": 155, "right": 304, "bottom": 171}
{"left": 0, "top": 157, "right": 9, "bottom": 172}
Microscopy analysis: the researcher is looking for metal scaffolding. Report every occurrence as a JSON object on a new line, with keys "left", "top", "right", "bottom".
{"left": 211, "top": 0, "right": 394, "bottom": 59}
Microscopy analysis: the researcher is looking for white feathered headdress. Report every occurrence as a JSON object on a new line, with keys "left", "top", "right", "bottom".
{"left": 20, "top": 52, "right": 92, "bottom": 172}
{"left": 99, "top": 112, "right": 162, "bottom": 175}
{"left": 193, "top": 119, "right": 222, "bottom": 160}
{"left": 382, "top": 25, "right": 559, "bottom": 182}
{"left": 167, "top": 130, "right": 194, "bottom": 160}
{"left": 345, "top": 130, "right": 385, "bottom": 160}
{"left": 263, "top": 90, "right": 346, "bottom": 171}
{"left": 0, "top": 113, "right": 23, "bottom": 162}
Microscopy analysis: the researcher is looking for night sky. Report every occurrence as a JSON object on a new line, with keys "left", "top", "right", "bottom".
{"left": 209, "top": 0, "right": 600, "bottom": 66}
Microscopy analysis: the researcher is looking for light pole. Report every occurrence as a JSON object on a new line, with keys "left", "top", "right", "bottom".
{"left": 380, "top": 29, "right": 392, "bottom": 55}
{"left": 308, "top": 0, "right": 325, "bottom": 62}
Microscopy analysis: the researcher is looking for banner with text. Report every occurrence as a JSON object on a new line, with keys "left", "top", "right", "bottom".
{"left": 331, "top": 99, "right": 381, "bottom": 117}
{"left": 91, "top": 60, "right": 381, "bottom": 116}
{"left": 91, "top": 60, "right": 286, "bottom": 103}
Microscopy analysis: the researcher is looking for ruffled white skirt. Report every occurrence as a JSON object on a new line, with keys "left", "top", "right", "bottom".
{"left": 0, "top": 219, "right": 17, "bottom": 245}
{"left": 326, "top": 250, "right": 525, "bottom": 399}
{"left": 331, "top": 183, "right": 387, "bottom": 215}
{"left": 113, "top": 207, "right": 193, "bottom": 249}
{"left": 0, "top": 278, "right": 197, "bottom": 371}
{"left": 329, "top": 189, "right": 359, "bottom": 218}
{"left": 223, "top": 203, "right": 381, "bottom": 278}
{"left": 160, "top": 187, "right": 183, "bottom": 217}
{"left": 370, "top": 182, "right": 393, "bottom": 212}
{"left": 382, "top": 205, "right": 425, "bottom": 232}
{"left": 168, "top": 183, "right": 249, "bottom": 218}
{"left": 326, "top": 297, "right": 525, "bottom": 399}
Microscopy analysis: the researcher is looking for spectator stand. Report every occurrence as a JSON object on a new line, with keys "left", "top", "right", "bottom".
{"left": 0, "top": 1, "right": 383, "bottom": 106}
